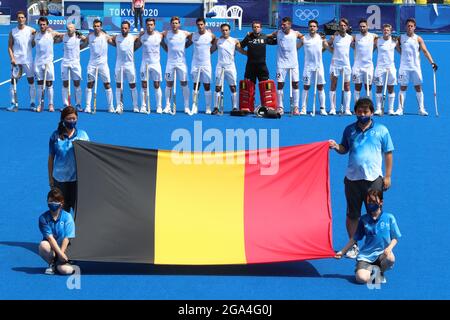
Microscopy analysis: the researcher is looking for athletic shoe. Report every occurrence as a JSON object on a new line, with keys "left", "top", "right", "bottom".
{"left": 191, "top": 105, "right": 198, "bottom": 115}
{"left": 205, "top": 107, "right": 211, "bottom": 115}
{"left": 277, "top": 107, "right": 284, "bottom": 115}
{"left": 292, "top": 107, "right": 300, "bottom": 115}
{"left": 156, "top": 106, "right": 163, "bottom": 114}
{"left": 328, "top": 108, "right": 337, "bottom": 115}
{"left": 116, "top": 105, "right": 123, "bottom": 114}
{"left": 48, "top": 104, "right": 55, "bottom": 112}
{"left": 419, "top": 108, "right": 428, "bottom": 116}
{"left": 344, "top": 109, "right": 353, "bottom": 116}
{"left": 7, "top": 103, "right": 18, "bottom": 112}
{"left": 380, "top": 273, "right": 387, "bottom": 284}
{"left": 394, "top": 108, "right": 403, "bottom": 116}
{"left": 108, "top": 106, "right": 115, "bottom": 113}
{"left": 388, "top": 109, "right": 395, "bottom": 116}
{"left": 133, "top": 107, "right": 139, "bottom": 113}
{"left": 140, "top": 106, "right": 148, "bottom": 113}
{"left": 133, "top": 28, "right": 138, "bottom": 32}
{"left": 163, "top": 106, "right": 172, "bottom": 114}
{"left": 320, "top": 108, "right": 328, "bottom": 116}
{"left": 30, "top": 102, "right": 36, "bottom": 111}
{"left": 84, "top": 107, "right": 91, "bottom": 114}
{"left": 345, "top": 244, "right": 359, "bottom": 259}
{"left": 44, "top": 263, "right": 55, "bottom": 275}
{"left": 374, "top": 109, "right": 383, "bottom": 116}
{"left": 232, "top": 107, "right": 238, "bottom": 112}
{"left": 299, "top": 107, "right": 307, "bottom": 115}
{"left": 184, "top": 107, "right": 190, "bottom": 114}
{"left": 75, "top": 104, "right": 83, "bottom": 112}
{"left": 212, "top": 107, "right": 219, "bottom": 115}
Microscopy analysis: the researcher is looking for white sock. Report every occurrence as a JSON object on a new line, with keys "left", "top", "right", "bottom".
{"left": 85, "top": 88, "right": 92, "bottom": 109}
{"left": 398, "top": 90, "right": 406, "bottom": 110}
{"left": 165, "top": 86, "right": 171, "bottom": 108}
{"left": 277, "top": 89, "right": 284, "bottom": 108}
{"left": 47, "top": 86, "right": 54, "bottom": 105}
{"left": 388, "top": 93, "right": 395, "bottom": 112}
{"left": 131, "top": 87, "right": 138, "bottom": 108}
{"left": 10, "top": 84, "right": 15, "bottom": 104}
{"left": 329, "top": 91, "right": 336, "bottom": 110}
{"left": 344, "top": 91, "right": 351, "bottom": 111}
{"left": 214, "top": 91, "right": 220, "bottom": 109}
{"left": 232, "top": 92, "right": 238, "bottom": 109}
{"left": 354, "top": 90, "right": 360, "bottom": 103}
{"left": 319, "top": 90, "right": 326, "bottom": 109}
{"left": 367, "top": 89, "right": 372, "bottom": 100}
{"left": 204, "top": 90, "right": 212, "bottom": 110}
{"left": 116, "top": 88, "right": 122, "bottom": 107}
{"left": 62, "top": 87, "right": 68, "bottom": 106}
{"left": 376, "top": 93, "right": 382, "bottom": 111}
{"left": 141, "top": 89, "right": 147, "bottom": 108}
{"left": 416, "top": 91, "right": 424, "bottom": 110}
{"left": 301, "top": 90, "right": 308, "bottom": 109}
{"left": 293, "top": 88, "right": 299, "bottom": 108}
{"left": 106, "top": 88, "right": 114, "bottom": 109}
{"left": 29, "top": 84, "right": 36, "bottom": 104}
{"left": 75, "top": 86, "right": 82, "bottom": 105}
{"left": 155, "top": 87, "right": 162, "bottom": 108}
{"left": 37, "top": 85, "right": 43, "bottom": 105}
{"left": 182, "top": 85, "right": 190, "bottom": 109}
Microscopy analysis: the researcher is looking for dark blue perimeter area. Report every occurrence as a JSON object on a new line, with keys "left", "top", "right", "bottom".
{"left": 0, "top": 26, "right": 449, "bottom": 299}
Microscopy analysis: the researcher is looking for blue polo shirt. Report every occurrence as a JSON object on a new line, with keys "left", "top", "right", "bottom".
{"left": 49, "top": 129, "right": 89, "bottom": 182}
{"left": 38, "top": 210, "right": 75, "bottom": 246}
{"left": 354, "top": 211, "right": 401, "bottom": 263}
{"left": 340, "top": 120, "right": 394, "bottom": 181}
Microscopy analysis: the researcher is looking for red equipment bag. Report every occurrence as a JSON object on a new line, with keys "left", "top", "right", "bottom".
{"left": 258, "top": 80, "right": 278, "bottom": 110}
{"left": 239, "top": 79, "right": 255, "bottom": 112}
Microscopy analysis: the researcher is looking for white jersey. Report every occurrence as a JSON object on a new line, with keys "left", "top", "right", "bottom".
{"left": 376, "top": 37, "right": 396, "bottom": 69}
{"left": 115, "top": 33, "right": 136, "bottom": 66}
{"left": 400, "top": 34, "right": 420, "bottom": 71}
{"left": 192, "top": 31, "right": 213, "bottom": 67}
{"left": 88, "top": 32, "right": 109, "bottom": 65}
{"left": 354, "top": 33, "right": 376, "bottom": 68}
{"left": 11, "top": 25, "right": 34, "bottom": 64}
{"left": 140, "top": 31, "right": 162, "bottom": 65}
{"left": 331, "top": 33, "right": 352, "bottom": 67}
{"left": 302, "top": 33, "right": 324, "bottom": 70}
{"left": 276, "top": 29, "right": 299, "bottom": 69}
{"left": 217, "top": 36, "right": 237, "bottom": 67}
{"left": 34, "top": 31, "right": 54, "bottom": 65}
{"left": 166, "top": 30, "right": 188, "bottom": 64}
{"left": 62, "top": 34, "right": 81, "bottom": 66}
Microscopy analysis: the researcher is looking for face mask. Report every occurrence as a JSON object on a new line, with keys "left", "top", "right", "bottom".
{"left": 48, "top": 202, "right": 62, "bottom": 212}
{"left": 357, "top": 115, "right": 371, "bottom": 125}
{"left": 367, "top": 202, "right": 380, "bottom": 214}
{"left": 64, "top": 120, "right": 77, "bottom": 129}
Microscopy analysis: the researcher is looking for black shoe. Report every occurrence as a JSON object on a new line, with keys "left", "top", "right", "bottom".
{"left": 212, "top": 107, "right": 219, "bottom": 115}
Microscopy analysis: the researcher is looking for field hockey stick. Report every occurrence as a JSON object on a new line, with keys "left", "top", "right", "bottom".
{"left": 11, "top": 64, "right": 21, "bottom": 110}
{"left": 191, "top": 67, "right": 202, "bottom": 116}
{"left": 119, "top": 66, "right": 124, "bottom": 113}
{"left": 311, "top": 68, "right": 318, "bottom": 117}
{"left": 93, "top": 67, "right": 99, "bottom": 114}
{"left": 146, "top": 64, "right": 150, "bottom": 114}
{"left": 218, "top": 67, "right": 225, "bottom": 115}
{"left": 170, "top": 69, "right": 177, "bottom": 115}
{"left": 289, "top": 68, "right": 293, "bottom": 116}
{"left": 38, "top": 64, "right": 48, "bottom": 112}
{"left": 381, "top": 68, "right": 389, "bottom": 116}
{"left": 365, "top": 71, "right": 370, "bottom": 98}
{"left": 340, "top": 69, "right": 344, "bottom": 116}
{"left": 67, "top": 66, "right": 71, "bottom": 106}
{"left": 433, "top": 69, "right": 439, "bottom": 117}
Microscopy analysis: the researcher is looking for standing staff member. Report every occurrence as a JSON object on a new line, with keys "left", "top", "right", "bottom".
{"left": 132, "top": 0, "right": 145, "bottom": 32}
{"left": 7, "top": 11, "right": 36, "bottom": 112}
{"left": 329, "top": 98, "right": 393, "bottom": 259}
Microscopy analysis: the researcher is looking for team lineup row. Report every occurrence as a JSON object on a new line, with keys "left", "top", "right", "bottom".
{"left": 7, "top": 12, "right": 438, "bottom": 116}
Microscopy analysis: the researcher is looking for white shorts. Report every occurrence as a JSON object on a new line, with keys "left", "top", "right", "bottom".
{"left": 330, "top": 65, "right": 351, "bottom": 82}
{"left": 140, "top": 63, "right": 162, "bottom": 82}
{"left": 276, "top": 66, "right": 299, "bottom": 83}
{"left": 374, "top": 66, "right": 397, "bottom": 86}
{"left": 398, "top": 68, "right": 423, "bottom": 86}
{"left": 165, "top": 63, "right": 188, "bottom": 82}
{"left": 61, "top": 63, "right": 82, "bottom": 81}
{"left": 35, "top": 62, "right": 55, "bottom": 81}
{"left": 215, "top": 64, "right": 237, "bottom": 86}
{"left": 351, "top": 66, "right": 374, "bottom": 84}
{"left": 87, "top": 63, "right": 111, "bottom": 84}
{"left": 191, "top": 65, "right": 212, "bottom": 84}
{"left": 12, "top": 63, "right": 34, "bottom": 79}
{"left": 115, "top": 64, "right": 136, "bottom": 84}
{"left": 302, "top": 67, "right": 326, "bottom": 86}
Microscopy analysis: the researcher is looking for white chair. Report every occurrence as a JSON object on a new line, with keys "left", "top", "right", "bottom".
{"left": 209, "top": 5, "right": 227, "bottom": 19}
{"left": 27, "top": 3, "right": 40, "bottom": 16}
{"left": 227, "top": 5, "right": 243, "bottom": 30}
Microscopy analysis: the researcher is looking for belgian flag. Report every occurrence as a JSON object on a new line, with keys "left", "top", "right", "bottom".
{"left": 69, "top": 141, "right": 334, "bottom": 265}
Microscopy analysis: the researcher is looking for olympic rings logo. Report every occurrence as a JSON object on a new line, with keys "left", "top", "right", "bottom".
{"left": 294, "top": 9, "right": 319, "bottom": 21}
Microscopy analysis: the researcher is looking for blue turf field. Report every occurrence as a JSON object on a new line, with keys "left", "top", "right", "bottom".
{"left": 0, "top": 25, "right": 449, "bottom": 299}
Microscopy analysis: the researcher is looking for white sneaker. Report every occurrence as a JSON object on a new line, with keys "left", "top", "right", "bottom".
{"left": 44, "top": 263, "right": 55, "bottom": 275}
{"left": 345, "top": 244, "right": 359, "bottom": 259}
{"left": 299, "top": 107, "right": 307, "bottom": 115}
{"left": 328, "top": 108, "right": 336, "bottom": 115}
{"left": 374, "top": 109, "right": 382, "bottom": 116}
{"left": 163, "top": 106, "right": 172, "bottom": 114}
{"left": 133, "top": 107, "right": 139, "bottom": 113}
{"left": 140, "top": 106, "right": 148, "bottom": 113}
{"left": 205, "top": 107, "right": 211, "bottom": 115}
{"left": 156, "top": 106, "right": 163, "bottom": 114}
{"left": 116, "top": 105, "right": 123, "bottom": 114}
{"left": 277, "top": 107, "right": 284, "bottom": 115}
{"left": 419, "top": 108, "right": 428, "bottom": 116}
{"left": 394, "top": 108, "right": 403, "bottom": 116}
{"left": 191, "top": 105, "right": 198, "bottom": 115}
{"left": 320, "top": 108, "right": 328, "bottom": 116}
{"left": 184, "top": 107, "right": 191, "bottom": 114}
{"left": 344, "top": 109, "right": 353, "bottom": 116}
{"left": 108, "top": 106, "right": 115, "bottom": 113}
{"left": 84, "top": 107, "right": 91, "bottom": 114}
{"left": 388, "top": 109, "right": 395, "bottom": 116}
